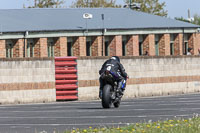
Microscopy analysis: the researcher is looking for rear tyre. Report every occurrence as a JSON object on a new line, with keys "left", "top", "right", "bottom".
{"left": 102, "top": 84, "right": 112, "bottom": 108}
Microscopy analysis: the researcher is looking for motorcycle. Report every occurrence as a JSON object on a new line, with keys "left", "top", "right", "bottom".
{"left": 101, "top": 70, "right": 126, "bottom": 108}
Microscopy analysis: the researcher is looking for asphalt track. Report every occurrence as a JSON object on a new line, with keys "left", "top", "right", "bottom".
{"left": 1, "top": 93, "right": 200, "bottom": 133}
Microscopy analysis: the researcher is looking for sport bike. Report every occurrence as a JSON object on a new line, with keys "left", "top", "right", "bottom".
{"left": 101, "top": 70, "right": 126, "bottom": 108}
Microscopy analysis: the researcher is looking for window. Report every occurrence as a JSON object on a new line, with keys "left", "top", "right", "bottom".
{"left": 67, "top": 42, "right": 73, "bottom": 56}
{"left": 122, "top": 41, "right": 127, "bottom": 56}
{"left": 183, "top": 34, "right": 189, "bottom": 55}
{"left": 184, "top": 42, "right": 188, "bottom": 55}
{"left": 47, "top": 39, "right": 54, "bottom": 57}
{"left": 155, "top": 41, "right": 159, "bottom": 56}
{"left": 170, "top": 42, "right": 174, "bottom": 55}
{"left": 6, "top": 41, "right": 13, "bottom": 58}
{"left": 139, "top": 42, "right": 143, "bottom": 56}
{"left": 27, "top": 40, "right": 34, "bottom": 57}
{"left": 105, "top": 41, "right": 109, "bottom": 56}
{"left": 170, "top": 34, "right": 175, "bottom": 55}
{"left": 86, "top": 41, "right": 91, "bottom": 56}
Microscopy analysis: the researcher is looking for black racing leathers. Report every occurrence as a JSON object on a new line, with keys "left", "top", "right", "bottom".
{"left": 99, "top": 59, "right": 128, "bottom": 94}
{"left": 99, "top": 59, "right": 127, "bottom": 80}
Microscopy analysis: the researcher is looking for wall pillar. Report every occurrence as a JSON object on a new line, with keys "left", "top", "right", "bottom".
{"left": 174, "top": 34, "right": 183, "bottom": 55}
{"left": 188, "top": 33, "right": 197, "bottom": 55}
{"left": 73, "top": 36, "right": 86, "bottom": 56}
{"left": 13, "top": 39, "right": 24, "bottom": 58}
{"left": 110, "top": 35, "right": 122, "bottom": 56}
{"left": 148, "top": 34, "right": 155, "bottom": 56}
{"left": 60, "top": 37, "right": 67, "bottom": 57}
{"left": 197, "top": 33, "right": 200, "bottom": 55}
{"left": 143, "top": 34, "right": 155, "bottom": 56}
{"left": 126, "top": 36, "right": 133, "bottom": 56}
{"left": 132, "top": 35, "right": 139, "bottom": 56}
{"left": 0, "top": 40, "right": 6, "bottom": 58}
{"left": 91, "top": 36, "right": 102, "bottom": 56}
{"left": 159, "top": 34, "right": 170, "bottom": 56}
{"left": 39, "top": 38, "right": 48, "bottom": 57}
{"left": 54, "top": 37, "right": 67, "bottom": 57}
{"left": 79, "top": 36, "right": 86, "bottom": 56}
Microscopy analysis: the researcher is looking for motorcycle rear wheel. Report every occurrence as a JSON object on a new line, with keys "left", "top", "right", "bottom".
{"left": 102, "top": 84, "right": 112, "bottom": 108}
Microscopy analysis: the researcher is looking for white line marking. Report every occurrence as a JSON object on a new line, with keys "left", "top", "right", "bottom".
{"left": 0, "top": 107, "right": 197, "bottom": 113}
{"left": 0, "top": 114, "right": 193, "bottom": 119}
{"left": 0, "top": 123, "right": 132, "bottom": 126}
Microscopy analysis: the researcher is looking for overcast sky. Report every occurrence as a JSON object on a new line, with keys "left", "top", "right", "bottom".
{"left": 0, "top": 0, "right": 199, "bottom": 19}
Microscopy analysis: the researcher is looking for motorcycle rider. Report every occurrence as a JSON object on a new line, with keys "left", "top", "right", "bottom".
{"left": 99, "top": 56, "right": 128, "bottom": 99}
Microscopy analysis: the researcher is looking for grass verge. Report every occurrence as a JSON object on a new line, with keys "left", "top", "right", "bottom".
{"left": 64, "top": 115, "right": 200, "bottom": 133}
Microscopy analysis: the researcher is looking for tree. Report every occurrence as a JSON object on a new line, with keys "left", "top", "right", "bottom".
{"left": 71, "top": 0, "right": 121, "bottom": 8}
{"left": 193, "top": 14, "right": 200, "bottom": 25}
{"left": 125, "top": 0, "right": 168, "bottom": 17}
{"left": 175, "top": 14, "right": 200, "bottom": 26}
{"left": 26, "top": 0, "right": 65, "bottom": 8}
{"left": 175, "top": 17, "right": 190, "bottom": 23}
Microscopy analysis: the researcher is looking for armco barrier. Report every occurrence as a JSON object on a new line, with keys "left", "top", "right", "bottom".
{"left": 55, "top": 57, "right": 78, "bottom": 101}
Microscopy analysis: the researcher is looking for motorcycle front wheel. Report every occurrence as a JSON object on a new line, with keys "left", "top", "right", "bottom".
{"left": 102, "top": 84, "right": 112, "bottom": 108}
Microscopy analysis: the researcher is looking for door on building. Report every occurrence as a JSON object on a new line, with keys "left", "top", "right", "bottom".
{"left": 105, "top": 41, "right": 109, "bottom": 56}
{"left": 27, "top": 39, "right": 34, "bottom": 57}
{"left": 122, "top": 36, "right": 127, "bottom": 56}
{"left": 47, "top": 39, "right": 54, "bottom": 57}
{"left": 67, "top": 42, "right": 73, "bottom": 56}
{"left": 67, "top": 37, "right": 73, "bottom": 56}
{"left": 6, "top": 40, "right": 13, "bottom": 58}
{"left": 184, "top": 42, "right": 188, "bottom": 55}
{"left": 139, "top": 42, "right": 143, "bottom": 56}
{"left": 155, "top": 41, "right": 159, "bottom": 56}
{"left": 122, "top": 41, "right": 127, "bottom": 56}
{"left": 86, "top": 37, "right": 92, "bottom": 56}
{"left": 170, "top": 42, "right": 174, "bottom": 55}
{"left": 86, "top": 41, "right": 92, "bottom": 56}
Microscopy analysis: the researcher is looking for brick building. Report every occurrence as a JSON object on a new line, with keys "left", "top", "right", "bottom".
{"left": 0, "top": 8, "right": 200, "bottom": 58}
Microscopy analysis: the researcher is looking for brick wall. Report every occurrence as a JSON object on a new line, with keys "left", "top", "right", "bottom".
{"left": 188, "top": 33, "right": 196, "bottom": 55}
{"left": 143, "top": 34, "right": 155, "bottom": 56}
{"left": 0, "top": 33, "right": 200, "bottom": 58}
{"left": 174, "top": 34, "right": 183, "bottom": 55}
{"left": 159, "top": 34, "right": 170, "bottom": 56}
{"left": 72, "top": 36, "right": 86, "bottom": 56}
{"left": 12, "top": 39, "right": 24, "bottom": 58}
{"left": 132, "top": 35, "right": 139, "bottom": 56}
{"left": 109, "top": 35, "right": 122, "bottom": 56}
{"left": 34, "top": 38, "right": 40, "bottom": 57}
{"left": 0, "top": 58, "right": 55, "bottom": 104}
{"left": 39, "top": 38, "right": 48, "bottom": 57}
{"left": 60, "top": 37, "right": 67, "bottom": 57}
{"left": 126, "top": 36, "right": 134, "bottom": 56}
{"left": 91, "top": 36, "right": 102, "bottom": 56}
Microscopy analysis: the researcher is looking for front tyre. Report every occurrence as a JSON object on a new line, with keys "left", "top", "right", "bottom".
{"left": 102, "top": 84, "right": 112, "bottom": 108}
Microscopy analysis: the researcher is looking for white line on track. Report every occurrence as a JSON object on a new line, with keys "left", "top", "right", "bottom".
{"left": 0, "top": 123, "right": 135, "bottom": 126}
{"left": 0, "top": 109, "right": 195, "bottom": 114}
{"left": 0, "top": 114, "right": 193, "bottom": 119}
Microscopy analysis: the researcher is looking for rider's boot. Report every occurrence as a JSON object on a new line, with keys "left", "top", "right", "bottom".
{"left": 116, "top": 81, "right": 123, "bottom": 96}
{"left": 99, "top": 88, "right": 103, "bottom": 99}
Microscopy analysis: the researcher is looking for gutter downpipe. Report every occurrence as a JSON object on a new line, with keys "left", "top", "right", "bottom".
{"left": 101, "top": 14, "right": 104, "bottom": 56}
{"left": 182, "top": 28, "right": 185, "bottom": 55}
{"left": 24, "top": 31, "right": 28, "bottom": 57}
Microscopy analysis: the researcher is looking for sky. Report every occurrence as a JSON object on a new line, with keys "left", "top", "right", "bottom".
{"left": 0, "top": 0, "right": 199, "bottom": 19}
